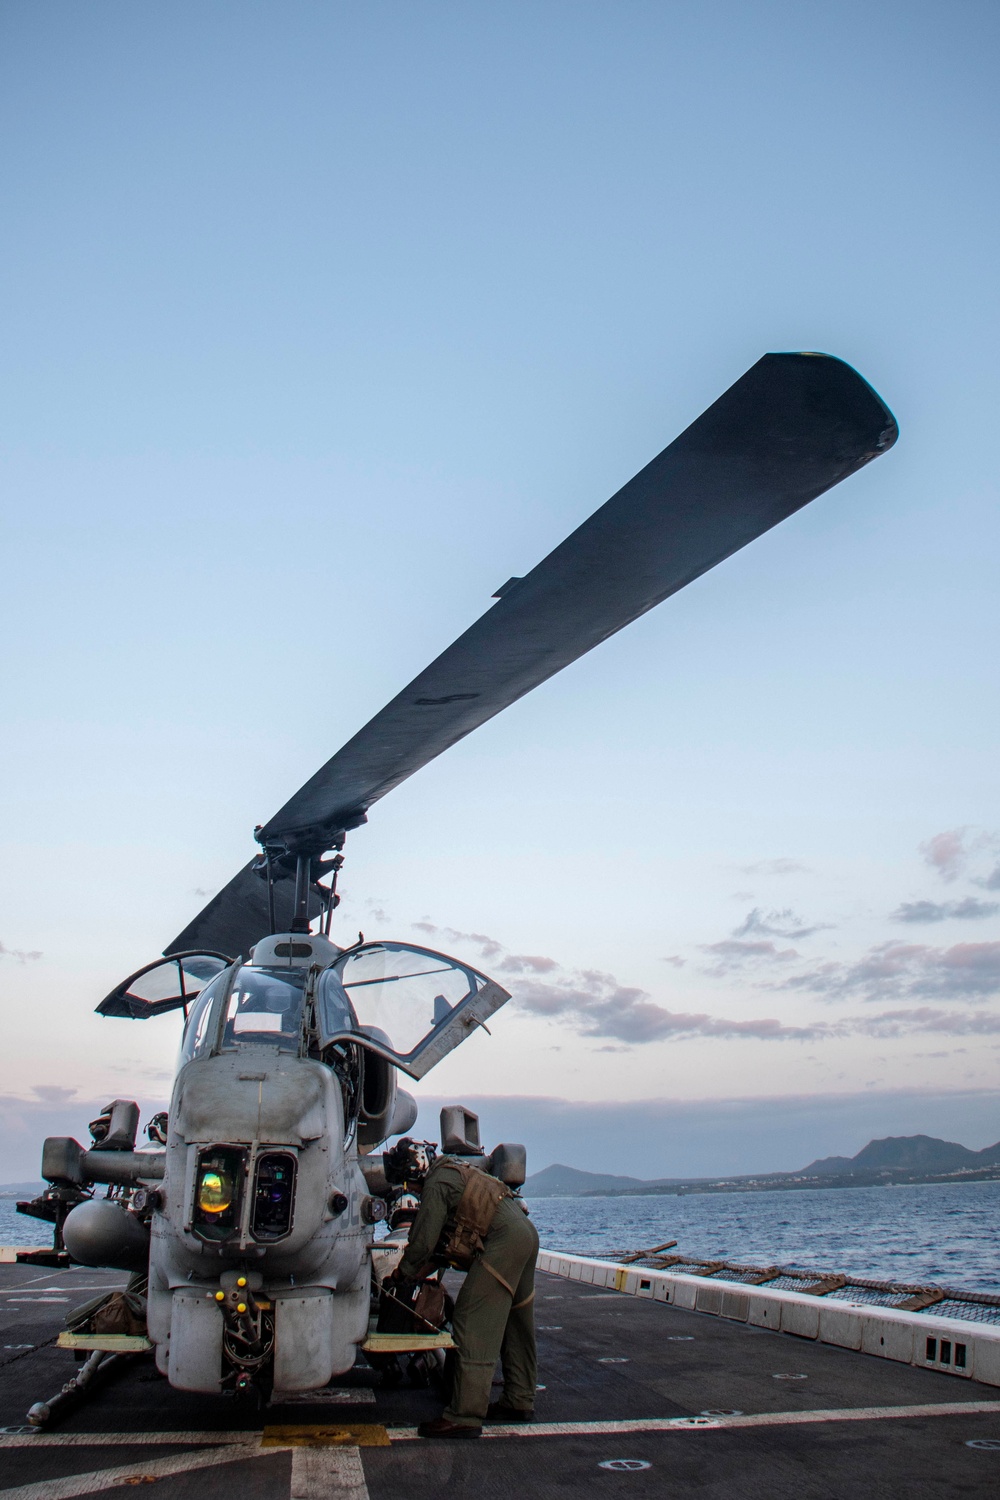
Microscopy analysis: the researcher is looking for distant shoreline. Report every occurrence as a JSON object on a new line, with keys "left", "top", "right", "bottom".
{"left": 523, "top": 1132, "right": 1000, "bottom": 1198}
{"left": 526, "top": 1169, "right": 1000, "bottom": 1199}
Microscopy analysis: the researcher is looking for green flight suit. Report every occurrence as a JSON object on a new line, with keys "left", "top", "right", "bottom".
{"left": 398, "top": 1158, "right": 539, "bottom": 1426}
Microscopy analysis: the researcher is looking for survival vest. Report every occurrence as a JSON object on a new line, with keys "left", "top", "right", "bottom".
{"left": 437, "top": 1161, "right": 512, "bottom": 1270}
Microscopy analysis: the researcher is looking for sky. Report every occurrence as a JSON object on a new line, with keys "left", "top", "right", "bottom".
{"left": 2, "top": 1, "right": 999, "bottom": 1182}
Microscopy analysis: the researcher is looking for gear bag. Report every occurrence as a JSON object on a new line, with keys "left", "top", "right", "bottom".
{"left": 377, "top": 1275, "right": 449, "bottom": 1335}
{"left": 438, "top": 1162, "right": 511, "bottom": 1270}
{"left": 66, "top": 1289, "right": 147, "bottom": 1337}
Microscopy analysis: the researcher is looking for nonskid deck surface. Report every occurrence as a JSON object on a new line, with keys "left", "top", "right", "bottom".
{"left": 1, "top": 1263, "right": 999, "bottom": 1498}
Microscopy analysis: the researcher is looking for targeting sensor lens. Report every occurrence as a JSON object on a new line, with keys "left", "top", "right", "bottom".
{"left": 251, "top": 1152, "right": 297, "bottom": 1241}
{"left": 192, "top": 1147, "right": 245, "bottom": 1242}
{"left": 198, "top": 1169, "right": 232, "bottom": 1214}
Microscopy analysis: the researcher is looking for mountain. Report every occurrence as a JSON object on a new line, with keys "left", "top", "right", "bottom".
{"left": 802, "top": 1156, "right": 856, "bottom": 1176}
{"left": 0, "top": 1181, "right": 45, "bottom": 1196}
{"left": 849, "top": 1135, "right": 979, "bottom": 1173}
{"left": 801, "top": 1134, "right": 1000, "bottom": 1176}
{"left": 522, "top": 1164, "right": 652, "bottom": 1197}
{"left": 524, "top": 1133, "right": 1000, "bottom": 1197}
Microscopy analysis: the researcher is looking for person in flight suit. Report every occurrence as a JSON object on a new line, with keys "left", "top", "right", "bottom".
{"left": 383, "top": 1138, "right": 539, "bottom": 1439}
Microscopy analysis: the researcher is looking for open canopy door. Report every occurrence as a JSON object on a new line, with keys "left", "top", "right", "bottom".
{"left": 317, "top": 940, "right": 510, "bottom": 1079}
{"left": 97, "top": 952, "right": 233, "bottom": 1019}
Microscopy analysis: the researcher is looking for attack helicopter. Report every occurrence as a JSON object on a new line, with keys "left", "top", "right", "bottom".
{"left": 23, "top": 351, "right": 897, "bottom": 1402}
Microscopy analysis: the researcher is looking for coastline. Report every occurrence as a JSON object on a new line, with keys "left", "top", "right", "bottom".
{"left": 551, "top": 1169, "right": 1000, "bottom": 1199}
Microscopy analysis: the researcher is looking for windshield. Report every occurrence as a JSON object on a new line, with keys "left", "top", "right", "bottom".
{"left": 317, "top": 969, "right": 356, "bottom": 1042}
{"left": 220, "top": 967, "right": 307, "bottom": 1053}
{"left": 177, "top": 969, "right": 232, "bottom": 1067}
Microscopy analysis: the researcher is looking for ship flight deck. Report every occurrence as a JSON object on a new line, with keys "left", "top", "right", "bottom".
{"left": 0, "top": 1259, "right": 998, "bottom": 1498}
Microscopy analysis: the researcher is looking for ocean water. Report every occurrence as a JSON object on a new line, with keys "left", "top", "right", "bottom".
{"left": 525, "top": 1180, "right": 1000, "bottom": 1294}
{"left": 3, "top": 1180, "right": 997, "bottom": 1294}
{"left": 0, "top": 1197, "right": 59, "bottom": 1249}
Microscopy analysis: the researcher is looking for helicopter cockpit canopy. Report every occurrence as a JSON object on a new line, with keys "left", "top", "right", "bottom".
{"left": 97, "top": 951, "right": 233, "bottom": 1019}
{"left": 109, "top": 939, "right": 510, "bottom": 1083}
{"left": 221, "top": 967, "right": 309, "bottom": 1051}
{"left": 175, "top": 963, "right": 318, "bottom": 1067}
{"left": 317, "top": 940, "right": 506, "bottom": 1078}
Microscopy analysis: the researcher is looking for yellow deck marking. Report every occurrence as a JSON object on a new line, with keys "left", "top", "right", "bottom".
{"left": 262, "top": 1423, "right": 390, "bottom": 1448}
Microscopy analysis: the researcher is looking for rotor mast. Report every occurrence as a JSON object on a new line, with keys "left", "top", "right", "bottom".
{"left": 253, "top": 823, "right": 349, "bottom": 938}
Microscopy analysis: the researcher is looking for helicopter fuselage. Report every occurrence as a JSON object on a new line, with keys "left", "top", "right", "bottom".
{"left": 42, "top": 929, "right": 512, "bottom": 1395}
{"left": 149, "top": 1045, "right": 372, "bottom": 1393}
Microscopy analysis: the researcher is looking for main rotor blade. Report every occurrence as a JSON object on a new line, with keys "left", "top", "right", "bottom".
{"left": 166, "top": 860, "right": 325, "bottom": 961}
{"left": 167, "top": 351, "right": 896, "bottom": 958}
{"left": 264, "top": 353, "right": 896, "bottom": 841}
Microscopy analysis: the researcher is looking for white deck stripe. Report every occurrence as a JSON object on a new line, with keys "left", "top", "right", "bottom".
{"left": 2, "top": 1400, "right": 998, "bottom": 1452}
{"left": 0, "top": 1271, "right": 121, "bottom": 1288}
{"left": 0, "top": 1398, "right": 994, "bottom": 1491}
{"left": 0, "top": 1441, "right": 263, "bottom": 1500}
{"left": 0, "top": 1431, "right": 257, "bottom": 1447}
{"left": 389, "top": 1399, "right": 1000, "bottom": 1440}
{"left": 0, "top": 1432, "right": 368, "bottom": 1500}
{"left": 290, "top": 1446, "right": 369, "bottom": 1499}
{"left": 0, "top": 1288, "right": 124, "bottom": 1296}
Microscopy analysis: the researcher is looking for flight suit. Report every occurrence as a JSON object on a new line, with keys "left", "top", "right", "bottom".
{"left": 397, "top": 1158, "right": 539, "bottom": 1427}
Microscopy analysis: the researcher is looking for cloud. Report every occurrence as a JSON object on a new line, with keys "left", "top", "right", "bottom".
{"left": 0, "top": 942, "right": 42, "bottom": 963}
{"left": 661, "top": 955, "right": 686, "bottom": 968}
{"left": 921, "top": 829, "right": 969, "bottom": 882}
{"left": 498, "top": 954, "right": 559, "bottom": 976}
{"left": 31, "top": 1085, "right": 77, "bottom": 1104}
{"left": 107, "top": 1064, "right": 173, "bottom": 1081}
{"left": 410, "top": 918, "right": 1000, "bottom": 1051}
{"left": 513, "top": 970, "right": 825, "bottom": 1044}
{"left": 699, "top": 939, "right": 799, "bottom": 975}
{"left": 415, "top": 923, "right": 830, "bottom": 1044}
{"left": 848, "top": 1007, "right": 1000, "bottom": 1038}
{"left": 732, "top": 907, "right": 831, "bottom": 941}
{"left": 0, "top": 1090, "right": 169, "bottom": 1183}
{"left": 773, "top": 940, "right": 1000, "bottom": 1005}
{"left": 892, "top": 898, "right": 1000, "bottom": 924}
{"left": 918, "top": 828, "right": 1000, "bottom": 889}
{"left": 737, "top": 859, "right": 808, "bottom": 876}
{"left": 411, "top": 922, "right": 504, "bottom": 960}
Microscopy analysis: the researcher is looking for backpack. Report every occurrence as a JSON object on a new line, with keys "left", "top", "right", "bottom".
{"left": 438, "top": 1162, "right": 511, "bottom": 1271}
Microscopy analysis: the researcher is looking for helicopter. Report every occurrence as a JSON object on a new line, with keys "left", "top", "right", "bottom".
{"left": 23, "top": 351, "right": 897, "bottom": 1402}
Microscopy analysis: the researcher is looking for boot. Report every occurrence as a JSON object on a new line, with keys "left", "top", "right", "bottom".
{"left": 486, "top": 1401, "right": 534, "bottom": 1423}
{"left": 417, "top": 1416, "right": 482, "bottom": 1439}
